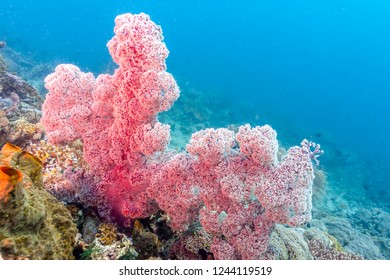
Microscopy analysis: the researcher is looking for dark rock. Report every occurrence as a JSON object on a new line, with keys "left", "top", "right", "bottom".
{"left": 81, "top": 210, "right": 101, "bottom": 244}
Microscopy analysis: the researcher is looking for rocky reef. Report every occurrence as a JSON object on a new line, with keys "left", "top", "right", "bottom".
{"left": 0, "top": 53, "right": 44, "bottom": 147}
{"left": 0, "top": 38, "right": 388, "bottom": 260}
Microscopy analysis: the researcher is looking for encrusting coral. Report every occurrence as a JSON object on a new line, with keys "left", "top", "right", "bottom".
{"left": 131, "top": 220, "right": 162, "bottom": 259}
{"left": 304, "top": 227, "right": 363, "bottom": 260}
{"left": 77, "top": 221, "right": 138, "bottom": 260}
{"left": 168, "top": 228, "right": 212, "bottom": 260}
{"left": 267, "top": 224, "right": 313, "bottom": 260}
{"left": 25, "top": 140, "right": 86, "bottom": 203}
{"left": 96, "top": 223, "right": 118, "bottom": 246}
{"left": 0, "top": 143, "right": 77, "bottom": 260}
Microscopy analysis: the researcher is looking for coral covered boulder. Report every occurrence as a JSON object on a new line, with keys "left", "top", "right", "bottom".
{"left": 0, "top": 143, "right": 77, "bottom": 260}
{"left": 0, "top": 59, "right": 44, "bottom": 147}
{"left": 0, "top": 66, "right": 43, "bottom": 120}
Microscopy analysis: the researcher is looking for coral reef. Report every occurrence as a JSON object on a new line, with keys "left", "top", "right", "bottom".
{"left": 78, "top": 230, "right": 138, "bottom": 260}
{"left": 265, "top": 225, "right": 363, "bottom": 260}
{"left": 310, "top": 216, "right": 384, "bottom": 259}
{"left": 96, "top": 223, "right": 118, "bottom": 246}
{"left": 0, "top": 143, "right": 77, "bottom": 259}
{"left": 131, "top": 220, "right": 162, "bottom": 259}
{"left": 0, "top": 68, "right": 43, "bottom": 118}
{"left": 168, "top": 228, "right": 212, "bottom": 260}
{"left": 2, "top": 118, "right": 44, "bottom": 146}
{"left": 311, "top": 161, "right": 390, "bottom": 259}
{"left": 40, "top": 13, "right": 322, "bottom": 260}
{"left": 81, "top": 211, "right": 101, "bottom": 244}
{"left": 26, "top": 140, "right": 86, "bottom": 203}
{"left": 304, "top": 227, "right": 363, "bottom": 260}
{"left": 312, "top": 168, "right": 327, "bottom": 203}
{"left": 72, "top": 212, "right": 173, "bottom": 260}
{"left": 354, "top": 207, "right": 390, "bottom": 238}
{"left": 268, "top": 225, "right": 313, "bottom": 260}
{"left": 0, "top": 59, "right": 44, "bottom": 147}
{"left": 1, "top": 44, "right": 55, "bottom": 95}
{"left": 351, "top": 207, "right": 390, "bottom": 259}
{"left": 0, "top": 55, "right": 6, "bottom": 72}
{"left": 0, "top": 11, "right": 387, "bottom": 261}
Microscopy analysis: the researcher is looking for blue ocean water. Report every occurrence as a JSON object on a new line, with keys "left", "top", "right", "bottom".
{"left": 1, "top": 0, "right": 389, "bottom": 208}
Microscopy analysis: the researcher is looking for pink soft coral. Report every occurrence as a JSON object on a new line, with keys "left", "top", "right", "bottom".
{"left": 41, "top": 13, "right": 179, "bottom": 219}
{"left": 149, "top": 125, "right": 322, "bottom": 259}
{"left": 41, "top": 12, "right": 323, "bottom": 259}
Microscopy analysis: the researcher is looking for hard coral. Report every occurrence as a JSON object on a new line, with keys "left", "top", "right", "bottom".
{"left": 80, "top": 231, "right": 138, "bottom": 260}
{"left": 96, "top": 223, "right": 118, "bottom": 246}
{"left": 267, "top": 225, "right": 313, "bottom": 260}
{"left": 3, "top": 118, "right": 44, "bottom": 146}
{"left": 0, "top": 69, "right": 43, "bottom": 120}
{"left": 132, "top": 220, "right": 162, "bottom": 259}
{"left": 168, "top": 228, "right": 212, "bottom": 260}
{"left": 0, "top": 64, "right": 44, "bottom": 147}
{"left": 26, "top": 140, "right": 86, "bottom": 203}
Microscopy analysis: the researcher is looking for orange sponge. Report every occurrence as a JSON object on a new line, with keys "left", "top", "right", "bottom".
{"left": 0, "top": 166, "right": 22, "bottom": 203}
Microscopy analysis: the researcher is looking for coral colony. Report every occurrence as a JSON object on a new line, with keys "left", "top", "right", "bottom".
{"left": 39, "top": 13, "right": 323, "bottom": 259}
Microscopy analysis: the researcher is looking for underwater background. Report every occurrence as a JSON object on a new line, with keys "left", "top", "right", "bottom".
{"left": 0, "top": 0, "right": 389, "bottom": 259}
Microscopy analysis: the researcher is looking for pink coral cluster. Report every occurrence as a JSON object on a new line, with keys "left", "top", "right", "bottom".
{"left": 42, "top": 65, "right": 95, "bottom": 144}
{"left": 41, "top": 12, "right": 323, "bottom": 259}
{"left": 41, "top": 13, "right": 179, "bottom": 219}
{"left": 42, "top": 13, "right": 179, "bottom": 170}
{"left": 151, "top": 125, "right": 321, "bottom": 259}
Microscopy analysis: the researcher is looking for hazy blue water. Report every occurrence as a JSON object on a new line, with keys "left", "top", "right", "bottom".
{"left": 1, "top": 0, "right": 389, "bottom": 206}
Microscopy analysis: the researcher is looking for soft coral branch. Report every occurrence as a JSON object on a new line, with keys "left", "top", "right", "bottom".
{"left": 41, "top": 12, "right": 322, "bottom": 259}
